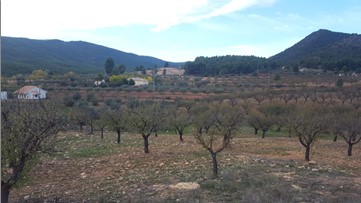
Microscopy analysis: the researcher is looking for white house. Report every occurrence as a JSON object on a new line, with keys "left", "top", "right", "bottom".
{"left": 14, "top": 86, "right": 47, "bottom": 99}
{"left": 1, "top": 91, "right": 7, "bottom": 100}
{"left": 130, "top": 77, "right": 149, "bottom": 86}
{"left": 94, "top": 80, "right": 105, "bottom": 86}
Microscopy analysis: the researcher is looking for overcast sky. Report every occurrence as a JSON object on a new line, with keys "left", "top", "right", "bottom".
{"left": 2, "top": 0, "right": 361, "bottom": 62}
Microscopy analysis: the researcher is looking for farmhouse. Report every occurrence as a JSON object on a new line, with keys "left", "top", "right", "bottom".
{"left": 130, "top": 77, "right": 149, "bottom": 86}
{"left": 156, "top": 67, "right": 185, "bottom": 76}
{"left": 1, "top": 91, "right": 7, "bottom": 100}
{"left": 14, "top": 86, "right": 47, "bottom": 99}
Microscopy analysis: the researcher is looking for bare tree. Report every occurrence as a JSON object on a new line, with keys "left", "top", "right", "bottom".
{"left": 318, "top": 93, "right": 329, "bottom": 103}
{"left": 330, "top": 104, "right": 355, "bottom": 142}
{"left": 302, "top": 92, "right": 311, "bottom": 103}
{"left": 168, "top": 105, "right": 191, "bottom": 142}
{"left": 280, "top": 92, "right": 293, "bottom": 104}
{"left": 254, "top": 94, "right": 265, "bottom": 106}
{"left": 257, "top": 112, "right": 273, "bottom": 139}
{"left": 246, "top": 110, "right": 261, "bottom": 135}
{"left": 192, "top": 103, "right": 243, "bottom": 179}
{"left": 1, "top": 100, "right": 65, "bottom": 203}
{"left": 85, "top": 107, "right": 100, "bottom": 135}
{"left": 290, "top": 104, "right": 328, "bottom": 161}
{"left": 94, "top": 109, "right": 109, "bottom": 139}
{"left": 128, "top": 101, "right": 164, "bottom": 153}
{"left": 106, "top": 107, "right": 128, "bottom": 144}
{"left": 239, "top": 97, "right": 252, "bottom": 115}
{"left": 69, "top": 107, "right": 88, "bottom": 131}
{"left": 332, "top": 111, "right": 361, "bottom": 156}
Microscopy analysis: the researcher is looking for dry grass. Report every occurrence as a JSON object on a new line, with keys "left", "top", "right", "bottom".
{"left": 10, "top": 131, "right": 361, "bottom": 202}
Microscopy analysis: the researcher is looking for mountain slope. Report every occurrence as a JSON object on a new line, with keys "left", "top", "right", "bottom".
{"left": 270, "top": 29, "right": 361, "bottom": 72}
{"left": 1, "top": 37, "right": 181, "bottom": 76}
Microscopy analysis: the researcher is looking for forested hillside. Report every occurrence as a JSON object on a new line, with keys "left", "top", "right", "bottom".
{"left": 270, "top": 29, "right": 361, "bottom": 73}
{"left": 1, "top": 37, "right": 180, "bottom": 76}
{"left": 3, "top": 29, "right": 361, "bottom": 77}
{"left": 184, "top": 55, "right": 277, "bottom": 76}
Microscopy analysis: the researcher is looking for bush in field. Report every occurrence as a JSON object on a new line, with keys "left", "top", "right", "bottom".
{"left": 63, "top": 96, "right": 75, "bottom": 107}
{"left": 109, "top": 75, "right": 129, "bottom": 87}
{"left": 72, "top": 92, "right": 82, "bottom": 101}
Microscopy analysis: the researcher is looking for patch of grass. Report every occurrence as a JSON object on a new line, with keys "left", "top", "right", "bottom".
{"left": 67, "top": 145, "right": 111, "bottom": 158}
{"left": 200, "top": 166, "right": 297, "bottom": 203}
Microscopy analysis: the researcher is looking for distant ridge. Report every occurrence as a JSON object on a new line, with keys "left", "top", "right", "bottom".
{"left": 270, "top": 29, "right": 361, "bottom": 72}
{"left": 1, "top": 37, "right": 183, "bottom": 76}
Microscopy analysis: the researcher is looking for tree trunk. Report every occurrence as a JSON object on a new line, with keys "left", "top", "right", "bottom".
{"left": 179, "top": 132, "right": 184, "bottom": 142}
{"left": 305, "top": 144, "right": 311, "bottom": 161}
{"left": 116, "top": 129, "right": 121, "bottom": 144}
{"left": 333, "top": 135, "right": 338, "bottom": 142}
{"left": 348, "top": 143, "right": 353, "bottom": 156}
{"left": 211, "top": 152, "right": 218, "bottom": 179}
{"left": 100, "top": 127, "right": 104, "bottom": 139}
{"left": 87, "top": 123, "right": 94, "bottom": 135}
{"left": 262, "top": 130, "right": 266, "bottom": 138}
{"left": 254, "top": 127, "right": 258, "bottom": 135}
{"left": 143, "top": 135, "right": 150, "bottom": 153}
{"left": 288, "top": 128, "right": 292, "bottom": 138}
{"left": 1, "top": 181, "right": 11, "bottom": 203}
{"left": 89, "top": 123, "right": 94, "bottom": 135}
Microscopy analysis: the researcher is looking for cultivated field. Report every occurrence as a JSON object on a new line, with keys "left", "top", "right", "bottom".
{"left": 10, "top": 130, "right": 361, "bottom": 203}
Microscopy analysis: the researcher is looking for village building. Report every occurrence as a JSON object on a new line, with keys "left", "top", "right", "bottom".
{"left": 14, "top": 86, "right": 47, "bottom": 99}
{"left": 1, "top": 91, "right": 8, "bottom": 100}
{"left": 130, "top": 77, "right": 149, "bottom": 86}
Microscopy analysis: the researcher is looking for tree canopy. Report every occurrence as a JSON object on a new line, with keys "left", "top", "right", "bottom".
{"left": 104, "top": 57, "right": 115, "bottom": 75}
{"left": 183, "top": 55, "right": 277, "bottom": 76}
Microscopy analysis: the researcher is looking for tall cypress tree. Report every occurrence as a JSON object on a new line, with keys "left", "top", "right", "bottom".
{"left": 105, "top": 57, "right": 115, "bottom": 75}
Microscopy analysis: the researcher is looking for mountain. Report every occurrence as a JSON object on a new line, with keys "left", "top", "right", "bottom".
{"left": 270, "top": 29, "right": 361, "bottom": 72}
{"left": 1, "top": 37, "right": 183, "bottom": 76}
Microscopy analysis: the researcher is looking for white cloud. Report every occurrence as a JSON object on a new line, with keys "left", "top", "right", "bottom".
{"left": 2, "top": 0, "right": 277, "bottom": 37}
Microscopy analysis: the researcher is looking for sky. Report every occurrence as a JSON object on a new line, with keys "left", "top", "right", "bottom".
{"left": 2, "top": 0, "right": 361, "bottom": 62}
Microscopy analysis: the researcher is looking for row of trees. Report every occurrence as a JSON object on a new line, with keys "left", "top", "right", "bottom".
{"left": 2, "top": 98, "right": 360, "bottom": 202}
{"left": 67, "top": 99, "right": 361, "bottom": 174}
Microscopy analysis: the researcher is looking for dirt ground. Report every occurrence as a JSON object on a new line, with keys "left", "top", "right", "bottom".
{"left": 10, "top": 131, "right": 361, "bottom": 203}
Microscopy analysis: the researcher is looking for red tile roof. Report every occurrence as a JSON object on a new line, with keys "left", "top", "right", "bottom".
{"left": 14, "top": 86, "right": 42, "bottom": 94}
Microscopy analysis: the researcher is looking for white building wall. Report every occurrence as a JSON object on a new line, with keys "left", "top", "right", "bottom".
{"left": 0, "top": 91, "right": 7, "bottom": 100}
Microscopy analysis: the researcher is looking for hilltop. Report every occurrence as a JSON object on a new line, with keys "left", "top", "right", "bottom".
{"left": 270, "top": 29, "right": 361, "bottom": 72}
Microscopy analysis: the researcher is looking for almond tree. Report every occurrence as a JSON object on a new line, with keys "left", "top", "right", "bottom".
{"left": 94, "top": 108, "right": 109, "bottom": 139}
{"left": 106, "top": 107, "right": 128, "bottom": 144}
{"left": 128, "top": 101, "right": 164, "bottom": 153}
{"left": 246, "top": 110, "right": 261, "bottom": 135}
{"left": 69, "top": 106, "right": 88, "bottom": 131}
{"left": 168, "top": 105, "right": 191, "bottom": 142}
{"left": 291, "top": 104, "right": 328, "bottom": 161}
{"left": 1, "top": 100, "right": 65, "bottom": 203}
{"left": 192, "top": 103, "right": 243, "bottom": 179}
{"left": 329, "top": 104, "right": 353, "bottom": 142}
{"left": 332, "top": 111, "right": 361, "bottom": 156}
{"left": 85, "top": 107, "right": 100, "bottom": 135}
